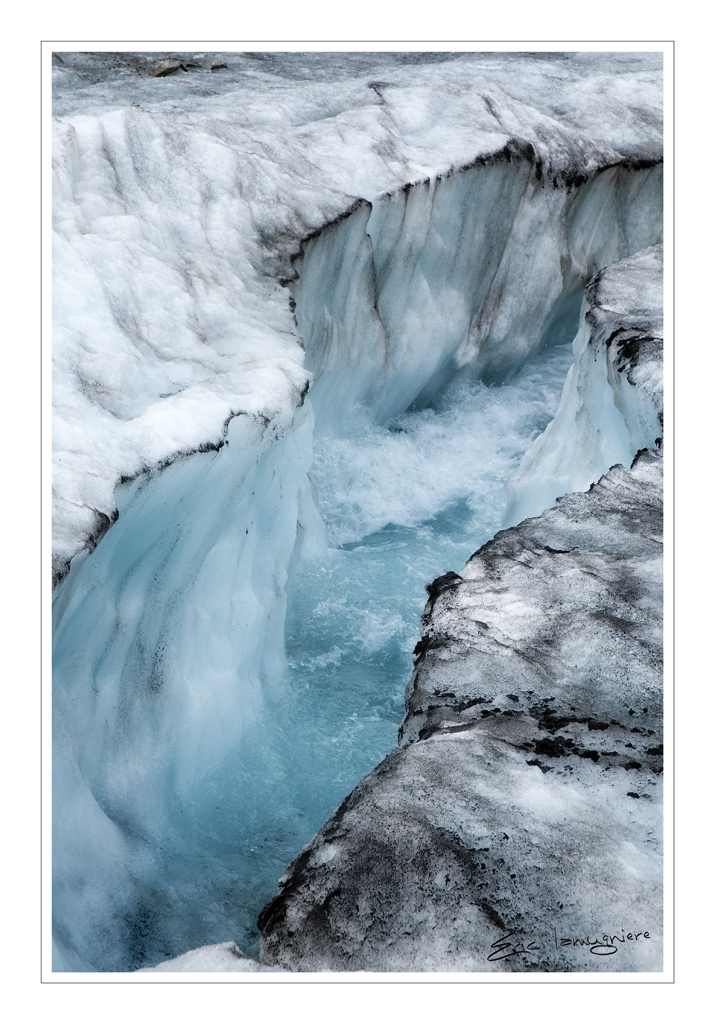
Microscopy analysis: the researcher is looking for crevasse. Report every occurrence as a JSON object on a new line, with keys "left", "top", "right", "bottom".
{"left": 52, "top": 156, "right": 662, "bottom": 971}
{"left": 296, "top": 159, "right": 662, "bottom": 430}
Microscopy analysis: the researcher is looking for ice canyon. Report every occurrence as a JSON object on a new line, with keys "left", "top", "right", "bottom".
{"left": 51, "top": 51, "right": 664, "bottom": 972}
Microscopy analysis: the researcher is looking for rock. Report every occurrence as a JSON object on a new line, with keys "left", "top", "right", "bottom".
{"left": 258, "top": 450, "right": 663, "bottom": 972}
{"left": 211, "top": 60, "right": 228, "bottom": 70}
{"left": 150, "top": 59, "right": 183, "bottom": 78}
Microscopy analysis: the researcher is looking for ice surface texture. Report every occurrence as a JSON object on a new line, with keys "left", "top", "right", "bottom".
{"left": 52, "top": 52, "right": 663, "bottom": 971}
{"left": 136, "top": 942, "right": 283, "bottom": 973}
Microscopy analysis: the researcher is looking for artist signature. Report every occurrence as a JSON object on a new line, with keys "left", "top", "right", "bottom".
{"left": 488, "top": 932, "right": 541, "bottom": 961}
{"left": 488, "top": 928, "right": 651, "bottom": 961}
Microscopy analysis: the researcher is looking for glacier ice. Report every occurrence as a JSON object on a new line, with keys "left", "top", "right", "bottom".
{"left": 136, "top": 942, "right": 284, "bottom": 973}
{"left": 505, "top": 244, "right": 664, "bottom": 525}
{"left": 295, "top": 156, "right": 661, "bottom": 434}
{"left": 51, "top": 51, "right": 663, "bottom": 972}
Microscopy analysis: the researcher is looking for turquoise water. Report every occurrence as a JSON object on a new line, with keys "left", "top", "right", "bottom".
{"left": 226, "top": 336, "right": 575, "bottom": 956}
{"left": 284, "top": 341, "right": 576, "bottom": 800}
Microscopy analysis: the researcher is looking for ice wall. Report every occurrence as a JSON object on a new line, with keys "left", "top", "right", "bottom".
{"left": 51, "top": 52, "right": 664, "bottom": 971}
{"left": 296, "top": 160, "right": 662, "bottom": 433}
{"left": 505, "top": 244, "right": 663, "bottom": 525}
{"left": 52, "top": 407, "right": 322, "bottom": 970}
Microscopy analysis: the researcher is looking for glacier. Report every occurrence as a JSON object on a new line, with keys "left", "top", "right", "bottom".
{"left": 51, "top": 51, "right": 663, "bottom": 972}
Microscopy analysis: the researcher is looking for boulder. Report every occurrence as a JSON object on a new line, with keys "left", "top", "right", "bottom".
{"left": 150, "top": 59, "right": 182, "bottom": 78}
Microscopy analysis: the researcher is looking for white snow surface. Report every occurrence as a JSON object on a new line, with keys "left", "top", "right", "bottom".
{"left": 52, "top": 50, "right": 662, "bottom": 579}
{"left": 136, "top": 941, "right": 283, "bottom": 972}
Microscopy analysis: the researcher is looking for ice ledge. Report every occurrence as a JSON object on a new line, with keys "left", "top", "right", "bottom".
{"left": 506, "top": 244, "right": 663, "bottom": 526}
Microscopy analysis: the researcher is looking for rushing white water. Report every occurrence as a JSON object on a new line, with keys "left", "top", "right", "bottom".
{"left": 283, "top": 334, "right": 577, "bottom": 826}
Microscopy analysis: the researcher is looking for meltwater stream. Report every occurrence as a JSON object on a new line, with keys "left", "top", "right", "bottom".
{"left": 53, "top": 334, "right": 574, "bottom": 971}
{"left": 188, "top": 337, "right": 574, "bottom": 964}
{"left": 286, "top": 338, "right": 577, "bottom": 792}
